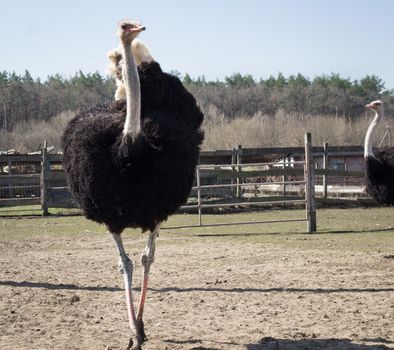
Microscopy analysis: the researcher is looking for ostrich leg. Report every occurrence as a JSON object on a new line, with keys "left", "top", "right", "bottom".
{"left": 136, "top": 223, "right": 160, "bottom": 341}
{"left": 111, "top": 232, "right": 144, "bottom": 350}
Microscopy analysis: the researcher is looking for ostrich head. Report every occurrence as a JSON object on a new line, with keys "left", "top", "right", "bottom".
{"left": 365, "top": 100, "right": 384, "bottom": 112}
{"left": 117, "top": 20, "right": 146, "bottom": 43}
{"left": 107, "top": 48, "right": 123, "bottom": 80}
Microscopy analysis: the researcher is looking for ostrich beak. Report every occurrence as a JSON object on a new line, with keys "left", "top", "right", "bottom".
{"left": 131, "top": 26, "right": 146, "bottom": 33}
{"left": 365, "top": 103, "right": 373, "bottom": 109}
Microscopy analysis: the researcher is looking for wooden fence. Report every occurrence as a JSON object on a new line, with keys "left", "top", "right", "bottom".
{"left": 0, "top": 135, "right": 367, "bottom": 229}
{"left": 164, "top": 133, "right": 317, "bottom": 232}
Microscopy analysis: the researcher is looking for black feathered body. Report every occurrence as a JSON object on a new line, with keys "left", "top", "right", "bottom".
{"left": 62, "top": 62, "right": 204, "bottom": 233}
{"left": 365, "top": 148, "right": 394, "bottom": 205}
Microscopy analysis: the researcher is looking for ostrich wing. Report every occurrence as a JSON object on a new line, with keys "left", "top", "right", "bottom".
{"left": 376, "top": 147, "right": 394, "bottom": 167}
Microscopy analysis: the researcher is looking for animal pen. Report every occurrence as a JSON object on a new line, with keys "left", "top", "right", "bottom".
{"left": 0, "top": 133, "right": 368, "bottom": 232}
{"left": 167, "top": 133, "right": 316, "bottom": 232}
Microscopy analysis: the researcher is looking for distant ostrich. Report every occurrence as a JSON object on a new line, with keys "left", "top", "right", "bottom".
{"left": 107, "top": 39, "right": 153, "bottom": 100}
{"left": 364, "top": 100, "right": 394, "bottom": 204}
{"left": 62, "top": 20, "right": 204, "bottom": 349}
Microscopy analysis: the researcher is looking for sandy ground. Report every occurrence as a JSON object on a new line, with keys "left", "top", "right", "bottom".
{"left": 0, "top": 220, "right": 393, "bottom": 350}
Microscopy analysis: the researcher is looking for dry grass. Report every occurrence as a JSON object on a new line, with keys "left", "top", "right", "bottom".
{"left": 201, "top": 106, "right": 393, "bottom": 150}
{"left": 0, "top": 106, "right": 392, "bottom": 153}
{"left": 0, "top": 111, "right": 73, "bottom": 152}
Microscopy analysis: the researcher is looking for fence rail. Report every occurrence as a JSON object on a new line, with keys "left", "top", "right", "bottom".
{"left": 151, "top": 133, "right": 318, "bottom": 231}
{"left": 0, "top": 135, "right": 369, "bottom": 233}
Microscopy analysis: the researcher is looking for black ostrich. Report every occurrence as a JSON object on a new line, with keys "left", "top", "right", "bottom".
{"left": 61, "top": 20, "right": 204, "bottom": 349}
{"left": 364, "top": 100, "right": 394, "bottom": 205}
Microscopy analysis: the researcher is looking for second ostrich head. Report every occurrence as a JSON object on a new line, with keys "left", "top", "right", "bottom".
{"left": 365, "top": 100, "right": 384, "bottom": 113}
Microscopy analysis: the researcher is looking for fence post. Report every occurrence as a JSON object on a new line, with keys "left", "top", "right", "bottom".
{"left": 196, "top": 166, "right": 202, "bottom": 226}
{"left": 282, "top": 156, "right": 286, "bottom": 198}
{"left": 236, "top": 145, "right": 242, "bottom": 199}
{"left": 231, "top": 148, "right": 236, "bottom": 198}
{"left": 344, "top": 158, "right": 348, "bottom": 187}
{"left": 304, "top": 133, "right": 316, "bottom": 232}
{"left": 7, "top": 159, "right": 14, "bottom": 199}
{"left": 323, "top": 142, "right": 328, "bottom": 199}
{"left": 41, "top": 141, "right": 49, "bottom": 216}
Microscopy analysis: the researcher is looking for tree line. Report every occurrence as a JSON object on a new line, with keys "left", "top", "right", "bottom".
{"left": 0, "top": 69, "right": 393, "bottom": 132}
{"left": 183, "top": 72, "right": 394, "bottom": 118}
{"left": 0, "top": 70, "right": 114, "bottom": 131}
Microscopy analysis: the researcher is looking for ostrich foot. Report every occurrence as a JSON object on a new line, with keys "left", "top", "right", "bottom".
{"left": 126, "top": 327, "right": 146, "bottom": 350}
{"left": 125, "top": 336, "right": 144, "bottom": 350}
{"left": 125, "top": 337, "right": 134, "bottom": 350}
{"left": 127, "top": 324, "right": 146, "bottom": 350}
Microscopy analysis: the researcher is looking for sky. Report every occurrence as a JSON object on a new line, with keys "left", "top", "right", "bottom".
{"left": 1, "top": 0, "right": 393, "bottom": 89}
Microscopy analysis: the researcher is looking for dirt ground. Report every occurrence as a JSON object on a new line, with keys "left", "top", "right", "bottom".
{"left": 0, "top": 212, "right": 393, "bottom": 350}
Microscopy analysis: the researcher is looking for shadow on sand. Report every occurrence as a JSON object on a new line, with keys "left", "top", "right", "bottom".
{"left": 0, "top": 280, "right": 122, "bottom": 292}
{"left": 246, "top": 337, "right": 393, "bottom": 350}
{"left": 1, "top": 280, "right": 394, "bottom": 295}
{"left": 193, "top": 227, "right": 394, "bottom": 238}
{"left": 162, "top": 337, "right": 393, "bottom": 350}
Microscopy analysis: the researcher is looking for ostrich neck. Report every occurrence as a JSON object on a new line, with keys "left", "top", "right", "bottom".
{"left": 122, "top": 40, "right": 141, "bottom": 139}
{"left": 364, "top": 110, "right": 382, "bottom": 158}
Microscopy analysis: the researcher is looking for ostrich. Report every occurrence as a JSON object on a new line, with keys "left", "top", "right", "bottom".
{"left": 106, "top": 48, "right": 125, "bottom": 100}
{"left": 62, "top": 20, "right": 204, "bottom": 349}
{"left": 107, "top": 39, "right": 153, "bottom": 100}
{"left": 364, "top": 100, "right": 394, "bottom": 204}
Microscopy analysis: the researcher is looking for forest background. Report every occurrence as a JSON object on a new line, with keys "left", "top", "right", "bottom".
{"left": 0, "top": 70, "right": 393, "bottom": 152}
